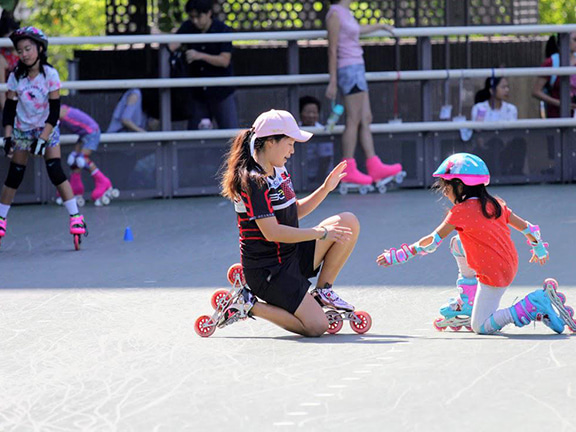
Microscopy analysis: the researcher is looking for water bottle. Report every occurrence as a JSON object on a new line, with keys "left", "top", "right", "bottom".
{"left": 325, "top": 103, "right": 344, "bottom": 133}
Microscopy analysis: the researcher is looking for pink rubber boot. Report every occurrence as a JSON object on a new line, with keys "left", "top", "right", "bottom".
{"left": 365, "top": 155, "right": 402, "bottom": 182}
{"left": 70, "top": 172, "right": 85, "bottom": 197}
{"left": 341, "top": 158, "right": 373, "bottom": 185}
{"left": 70, "top": 214, "right": 87, "bottom": 235}
{"left": 91, "top": 170, "right": 112, "bottom": 206}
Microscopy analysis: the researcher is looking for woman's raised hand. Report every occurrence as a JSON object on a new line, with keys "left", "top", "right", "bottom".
{"left": 323, "top": 160, "right": 348, "bottom": 192}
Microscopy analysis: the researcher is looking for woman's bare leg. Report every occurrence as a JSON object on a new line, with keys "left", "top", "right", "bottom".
{"left": 357, "top": 91, "right": 376, "bottom": 159}
{"left": 341, "top": 92, "right": 365, "bottom": 159}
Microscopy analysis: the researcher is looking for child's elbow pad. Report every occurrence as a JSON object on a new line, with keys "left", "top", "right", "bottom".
{"left": 415, "top": 232, "right": 443, "bottom": 254}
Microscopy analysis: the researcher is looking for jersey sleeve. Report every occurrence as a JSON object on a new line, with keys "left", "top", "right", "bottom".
{"left": 241, "top": 176, "right": 274, "bottom": 220}
{"left": 6, "top": 72, "right": 17, "bottom": 92}
{"left": 46, "top": 67, "right": 61, "bottom": 92}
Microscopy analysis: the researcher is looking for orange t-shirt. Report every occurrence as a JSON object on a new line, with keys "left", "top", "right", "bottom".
{"left": 444, "top": 198, "right": 518, "bottom": 288}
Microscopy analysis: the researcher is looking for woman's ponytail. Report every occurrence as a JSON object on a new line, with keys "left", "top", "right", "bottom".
{"left": 220, "top": 129, "right": 254, "bottom": 200}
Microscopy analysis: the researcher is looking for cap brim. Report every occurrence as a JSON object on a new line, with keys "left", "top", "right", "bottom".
{"left": 287, "top": 129, "right": 313, "bottom": 143}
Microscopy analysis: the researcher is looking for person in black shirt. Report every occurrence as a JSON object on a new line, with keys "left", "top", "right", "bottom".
{"left": 173, "top": 0, "right": 238, "bottom": 130}
{"left": 220, "top": 109, "right": 360, "bottom": 337}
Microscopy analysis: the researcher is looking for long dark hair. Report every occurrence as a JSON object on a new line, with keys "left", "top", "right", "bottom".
{"left": 13, "top": 40, "right": 53, "bottom": 81}
{"left": 474, "top": 77, "right": 503, "bottom": 104}
{"left": 434, "top": 178, "right": 502, "bottom": 219}
{"left": 220, "top": 130, "right": 286, "bottom": 200}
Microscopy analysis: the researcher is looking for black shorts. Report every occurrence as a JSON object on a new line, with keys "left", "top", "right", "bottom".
{"left": 243, "top": 240, "right": 319, "bottom": 314}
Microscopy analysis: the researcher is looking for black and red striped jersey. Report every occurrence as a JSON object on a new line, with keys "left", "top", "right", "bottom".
{"left": 234, "top": 166, "right": 298, "bottom": 269}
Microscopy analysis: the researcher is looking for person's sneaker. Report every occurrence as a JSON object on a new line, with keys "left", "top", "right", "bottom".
{"left": 312, "top": 284, "right": 355, "bottom": 311}
{"left": 217, "top": 288, "right": 257, "bottom": 328}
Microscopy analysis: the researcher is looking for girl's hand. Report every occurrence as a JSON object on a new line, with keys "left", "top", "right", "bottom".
{"left": 318, "top": 222, "right": 353, "bottom": 244}
{"left": 376, "top": 250, "right": 393, "bottom": 267}
{"left": 529, "top": 254, "right": 548, "bottom": 265}
{"left": 381, "top": 24, "right": 395, "bottom": 35}
{"left": 322, "top": 160, "right": 347, "bottom": 192}
{"left": 325, "top": 82, "right": 337, "bottom": 101}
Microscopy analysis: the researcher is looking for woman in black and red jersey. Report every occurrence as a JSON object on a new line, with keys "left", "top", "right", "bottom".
{"left": 220, "top": 109, "right": 360, "bottom": 337}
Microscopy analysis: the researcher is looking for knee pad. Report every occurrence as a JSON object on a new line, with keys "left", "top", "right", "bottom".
{"left": 450, "top": 235, "right": 466, "bottom": 258}
{"left": 45, "top": 158, "right": 67, "bottom": 186}
{"left": 4, "top": 162, "right": 26, "bottom": 189}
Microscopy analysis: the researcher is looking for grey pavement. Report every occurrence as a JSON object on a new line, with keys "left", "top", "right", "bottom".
{"left": 1, "top": 185, "right": 575, "bottom": 431}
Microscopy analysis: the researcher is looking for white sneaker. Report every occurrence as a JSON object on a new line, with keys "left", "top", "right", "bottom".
{"left": 312, "top": 286, "right": 355, "bottom": 311}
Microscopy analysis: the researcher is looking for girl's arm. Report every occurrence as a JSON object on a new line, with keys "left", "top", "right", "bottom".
{"left": 509, "top": 212, "right": 549, "bottom": 265}
{"left": 256, "top": 215, "right": 352, "bottom": 244}
{"left": 3, "top": 90, "right": 16, "bottom": 137}
{"left": 325, "top": 12, "right": 340, "bottom": 101}
{"left": 532, "top": 76, "right": 559, "bottom": 107}
{"left": 40, "top": 90, "right": 60, "bottom": 141}
{"left": 185, "top": 50, "right": 231, "bottom": 68}
{"left": 0, "top": 56, "right": 8, "bottom": 110}
{"left": 359, "top": 23, "right": 394, "bottom": 35}
{"left": 377, "top": 221, "right": 455, "bottom": 267}
{"left": 297, "top": 161, "right": 347, "bottom": 219}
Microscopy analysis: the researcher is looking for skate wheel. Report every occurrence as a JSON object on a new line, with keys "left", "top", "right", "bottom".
{"left": 195, "top": 315, "right": 216, "bottom": 337}
{"left": 566, "top": 305, "right": 574, "bottom": 319}
{"left": 557, "top": 292, "right": 567, "bottom": 304}
{"left": 433, "top": 317, "right": 446, "bottom": 331}
{"left": 350, "top": 311, "right": 372, "bottom": 334}
{"left": 449, "top": 326, "right": 462, "bottom": 331}
{"left": 74, "top": 234, "right": 80, "bottom": 251}
{"left": 76, "top": 196, "right": 85, "bottom": 207}
{"left": 544, "top": 278, "right": 558, "bottom": 292}
{"left": 101, "top": 195, "right": 111, "bottom": 205}
{"left": 227, "top": 263, "right": 246, "bottom": 286}
{"left": 325, "top": 310, "right": 343, "bottom": 334}
{"left": 211, "top": 289, "right": 232, "bottom": 311}
{"left": 358, "top": 186, "right": 370, "bottom": 195}
{"left": 377, "top": 184, "right": 388, "bottom": 194}
{"left": 111, "top": 188, "right": 120, "bottom": 198}
{"left": 55, "top": 197, "right": 63, "bottom": 206}
{"left": 395, "top": 171, "right": 406, "bottom": 184}
{"left": 466, "top": 326, "right": 473, "bottom": 332}
{"left": 339, "top": 184, "right": 348, "bottom": 195}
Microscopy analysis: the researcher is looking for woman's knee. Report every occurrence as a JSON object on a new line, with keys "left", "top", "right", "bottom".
{"left": 338, "top": 212, "right": 360, "bottom": 233}
{"left": 303, "top": 320, "right": 329, "bottom": 337}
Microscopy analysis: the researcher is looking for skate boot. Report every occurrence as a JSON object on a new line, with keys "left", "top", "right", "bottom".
{"left": 0, "top": 216, "right": 6, "bottom": 247}
{"left": 91, "top": 170, "right": 119, "bottom": 206}
{"left": 217, "top": 287, "right": 257, "bottom": 329}
{"left": 339, "top": 158, "right": 375, "bottom": 195}
{"left": 434, "top": 277, "right": 477, "bottom": 332}
{"left": 70, "top": 214, "right": 88, "bottom": 251}
{"left": 312, "top": 283, "right": 355, "bottom": 312}
{"left": 366, "top": 155, "right": 406, "bottom": 194}
{"left": 509, "top": 283, "right": 566, "bottom": 334}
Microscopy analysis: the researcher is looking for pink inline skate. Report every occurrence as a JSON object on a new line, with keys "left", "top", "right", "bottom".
{"left": 366, "top": 155, "right": 406, "bottom": 194}
{"left": 339, "top": 158, "right": 375, "bottom": 195}
{"left": 0, "top": 216, "right": 6, "bottom": 248}
{"left": 70, "top": 214, "right": 88, "bottom": 251}
{"left": 91, "top": 170, "right": 120, "bottom": 207}
{"left": 55, "top": 172, "right": 85, "bottom": 207}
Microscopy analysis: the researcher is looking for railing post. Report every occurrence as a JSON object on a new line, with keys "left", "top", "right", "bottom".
{"left": 287, "top": 40, "right": 300, "bottom": 117}
{"left": 558, "top": 32, "right": 571, "bottom": 118}
{"left": 158, "top": 44, "right": 172, "bottom": 131}
{"left": 67, "top": 59, "right": 79, "bottom": 96}
{"left": 418, "top": 36, "right": 432, "bottom": 122}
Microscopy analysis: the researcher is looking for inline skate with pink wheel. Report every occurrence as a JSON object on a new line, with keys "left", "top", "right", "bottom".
{"left": 195, "top": 263, "right": 255, "bottom": 337}
{"left": 91, "top": 170, "right": 120, "bottom": 206}
{"left": 70, "top": 214, "right": 88, "bottom": 251}
{"left": 365, "top": 155, "right": 406, "bottom": 194}
{"left": 433, "top": 277, "right": 477, "bottom": 332}
{"left": 0, "top": 216, "right": 6, "bottom": 249}
{"left": 540, "top": 278, "right": 576, "bottom": 333}
{"left": 311, "top": 289, "right": 372, "bottom": 335}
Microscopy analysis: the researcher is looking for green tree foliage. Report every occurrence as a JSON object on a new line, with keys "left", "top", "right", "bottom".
{"left": 539, "top": 0, "right": 576, "bottom": 24}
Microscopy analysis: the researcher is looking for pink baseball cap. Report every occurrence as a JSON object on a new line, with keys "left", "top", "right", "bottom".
{"left": 252, "top": 109, "right": 313, "bottom": 142}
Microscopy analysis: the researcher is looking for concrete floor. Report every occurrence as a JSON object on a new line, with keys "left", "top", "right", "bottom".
{"left": 1, "top": 185, "right": 575, "bottom": 431}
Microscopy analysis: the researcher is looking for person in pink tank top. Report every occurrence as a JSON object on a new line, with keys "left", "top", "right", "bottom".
{"left": 325, "top": 0, "right": 404, "bottom": 191}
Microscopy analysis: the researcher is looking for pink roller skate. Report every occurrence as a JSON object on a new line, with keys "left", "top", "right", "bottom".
{"left": 56, "top": 172, "right": 85, "bottom": 207}
{"left": 91, "top": 170, "right": 119, "bottom": 207}
{"left": 0, "top": 216, "right": 6, "bottom": 248}
{"left": 366, "top": 155, "right": 406, "bottom": 194}
{"left": 70, "top": 214, "right": 88, "bottom": 251}
{"left": 339, "top": 158, "right": 375, "bottom": 195}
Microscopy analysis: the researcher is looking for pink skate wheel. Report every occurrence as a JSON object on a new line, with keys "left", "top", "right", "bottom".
{"left": 74, "top": 234, "right": 80, "bottom": 251}
{"left": 566, "top": 306, "right": 574, "bottom": 319}
{"left": 557, "top": 292, "right": 567, "bottom": 304}
{"left": 466, "top": 326, "right": 473, "bottom": 332}
{"left": 350, "top": 311, "right": 372, "bottom": 334}
{"left": 211, "top": 289, "right": 232, "bottom": 311}
{"left": 327, "top": 318, "right": 343, "bottom": 334}
{"left": 195, "top": 315, "right": 216, "bottom": 337}
{"left": 449, "top": 326, "right": 462, "bottom": 331}
{"left": 227, "top": 263, "right": 246, "bottom": 286}
{"left": 433, "top": 318, "right": 446, "bottom": 331}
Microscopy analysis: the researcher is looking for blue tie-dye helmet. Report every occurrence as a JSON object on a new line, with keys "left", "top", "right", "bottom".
{"left": 10, "top": 26, "right": 48, "bottom": 51}
{"left": 433, "top": 153, "right": 490, "bottom": 186}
